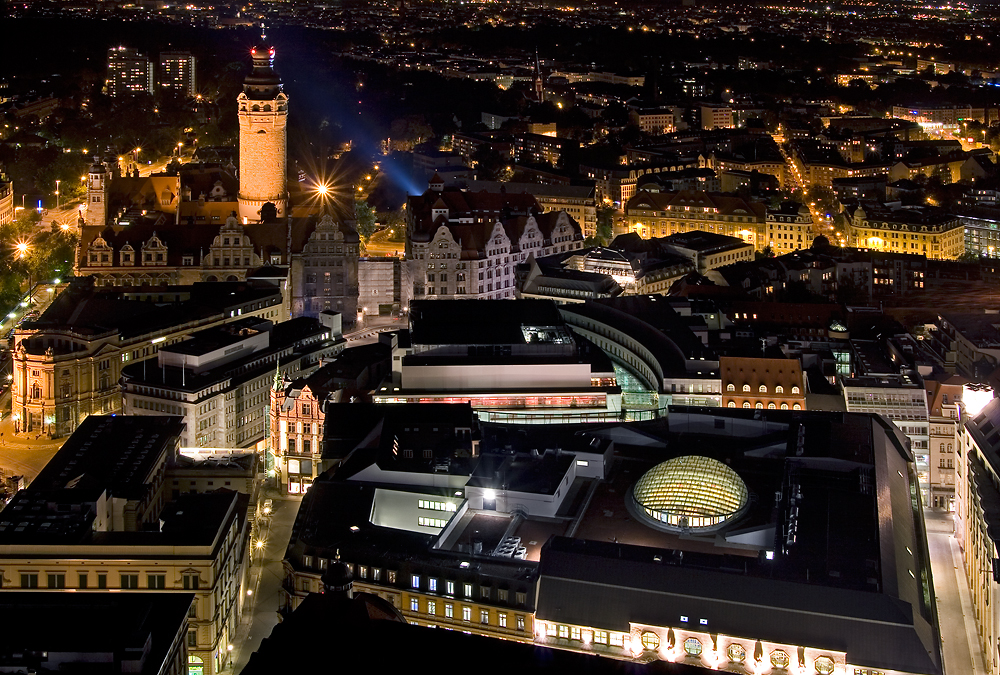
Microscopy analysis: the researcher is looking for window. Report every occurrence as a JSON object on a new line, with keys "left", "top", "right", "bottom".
{"left": 445, "top": 603, "right": 454, "bottom": 618}
{"left": 728, "top": 401, "right": 736, "bottom": 408}
{"left": 428, "top": 601, "right": 436, "bottom": 615}
{"left": 446, "top": 581, "right": 455, "bottom": 596}
{"left": 183, "top": 574, "right": 199, "bottom": 590}
{"left": 771, "top": 650, "right": 790, "bottom": 668}
{"left": 78, "top": 573, "right": 88, "bottom": 589}
{"left": 516, "top": 615, "right": 525, "bottom": 631}
{"left": 498, "top": 612, "right": 507, "bottom": 628}
{"left": 684, "top": 638, "right": 703, "bottom": 656}
{"left": 464, "top": 583, "right": 473, "bottom": 597}
{"left": 410, "top": 598, "right": 419, "bottom": 612}
{"left": 411, "top": 574, "right": 420, "bottom": 589}
{"left": 641, "top": 632, "right": 660, "bottom": 650}
{"left": 120, "top": 574, "right": 139, "bottom": 589}
{"left": 571, "top": 626, "right": 582, "bottom": 640}
{"left": 743, "top": 402, "right": 751, "bottom": 409}
{"left": 594, "top": 630, "right": 608, "bottom": 644}
{"left": 558, "top": 625, "right": 569, "bottom": 638}
{"left": 188, "top": 630, "right": 198, "bottom": 648}
{"left": 47, "top": 573, "right": 65, "bottom": 589}
{"left": 755, "top": 402, "right": 764, "bottom": 409}
{"left": 481, "top": 586, "right": 490, "bottom": 600}
{"left": 815, "top": 657, "right": 835, "bottom": 675}
{"left": 428, "top": 578, "right": 437, "bottom": 592}
{"left": 793, "top": 403, "right": 802, "bottom": 410}
{"left": 388, "top": 570, "right": 397, "bottom": 583}
{"left": 373, "top": 568, "right": 382, "bottom": 582}
{"left": 610, "top": 633, "right": 624, "bottom": 647}
{"left": 97, "top": 574, "right": 107, "bottom": 589}
{"left": 775, "top": 385, "right": 783, "bottom": 394}
{"left": 480, "top": 609, "right": 490, "bottom": 624}
{"left": 791, "top": 386, "right": 800, "bottom": 394}
{"left": 742, "top": 384, "right": 751, "bottom": 392}
{"left": 462, "top": 606, "right": 472, "bottom": 622}
{"left": 759, "top": 385, "right": 767, "bottom": 393}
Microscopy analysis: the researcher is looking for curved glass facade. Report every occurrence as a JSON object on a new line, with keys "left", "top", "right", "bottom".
{"left": 630, "top": 456, "right": 748, "bottom": 532}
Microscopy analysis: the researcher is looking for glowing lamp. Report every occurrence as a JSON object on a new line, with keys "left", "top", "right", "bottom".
{"left": 963, "top": 384, "right": 994, "bottom": 417}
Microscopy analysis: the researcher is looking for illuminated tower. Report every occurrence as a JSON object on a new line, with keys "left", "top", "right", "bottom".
{"left": 238, "top": 34, "right": 288, "bottom": 222}
{"left": 84, "top": 157, "right": 110, "bottom": 228}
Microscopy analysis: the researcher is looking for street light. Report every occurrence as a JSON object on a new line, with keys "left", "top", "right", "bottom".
{"left": 54, "top": 179, "right": 60, "bottom": 209}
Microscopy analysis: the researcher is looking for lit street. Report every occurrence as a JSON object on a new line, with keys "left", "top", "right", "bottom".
{"left": 926, "top": 510, "right": 986, "bottom": 675}
{"left": 230, "top": 489, "right": 302, "bottom": 672}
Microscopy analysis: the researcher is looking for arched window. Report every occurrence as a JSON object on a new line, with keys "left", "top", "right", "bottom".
{"left": 742, "top": 384, "right": 751, "bottom": 392}
{"left": 727, "top": 384, "right": 735, "bottom": 392}
{"left": 728, "top": 401, "right": 736, "bottom": 408}
{"left": 793, "top": 403, "right": 801, "bottom": 410}
{"left": 755, "top": 402, "right": 763, "bottom": 409}
{"left": 940, "top": 443, "right": 946, "bottom": 452}
{"left": 947, "top": 443, "right": 953, "bottom": 452}
{"left": 780, "top": 403, "right": 789, "bottom": 410}
{"left": 31, "top": 383, "right": 41, "bottom": 399}
{"left": 742, "top": 402, "right": 751, "bottom": 409}
{"left": 775, "top": 385, "right": 783, "bottom": 394}
{"left": 791, "top": 386, "right": 800, "bottom": 394}
{"left": 759, "top": 385, "right": 767, "bottom": 393}
{"left": 768, "top": 403, "right": 776, "bottom": 409}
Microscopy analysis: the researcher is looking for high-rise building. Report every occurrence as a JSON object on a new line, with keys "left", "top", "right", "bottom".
{"left": 237, "top": 39, "right": 288, "bottom": 222}
{"left": 106, "top": 46, "right": 154, "bottom": 98}
{"left": 160, "top": 50, "right": 197, "bottom": 97}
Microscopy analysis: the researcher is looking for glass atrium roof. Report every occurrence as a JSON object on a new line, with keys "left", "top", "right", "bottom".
{"left": 631, "top": 455, "right": 748, "bottom": 532}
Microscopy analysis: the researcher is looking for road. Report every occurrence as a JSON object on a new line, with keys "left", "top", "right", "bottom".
{"left": 365, "top": 226, "right": 404, "bottom": 257}
{"left": 230, "top": 488, "right": 302, "bottom": 672}
{"left": 926, "top": 509, "right": 986, "bottom": 675}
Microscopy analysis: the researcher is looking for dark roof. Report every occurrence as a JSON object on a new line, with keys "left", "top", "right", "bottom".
{"left": 409, "top": 299, "right": 567, "bottom": 346}
{"left": 0, "top": 593, "right": 193, "bottom": 673}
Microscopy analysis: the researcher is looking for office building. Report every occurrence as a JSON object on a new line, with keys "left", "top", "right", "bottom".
{"left": 846, "top": 202, "right": 964, "bottom": 260}
{"left": 625, "top": 191, "right": 768, "bottom": 251}
{"left": 406, "top": 184, "right": 584, "bottom": 301}
{"left": 0, "top": 416, "right": 250, "bottom": 675}
{"left": 11, "top": 278, "right": 284, "bottom": 438}
{"left": 160, "top": 51, "right": 196, "bottom": 97}
{"left": 280, "top": 405, "right": 941, "bottom": 675}
{"left": 0, "top": 593, "right": 193, "bottom": 675}
{"left": 373, "top": 300, "right": 621, "bottom": 421}
{"left": 107, "top": 46, "right": 154, "bottom": 98}
{"left": 122, "top": 314, "right": 344, "bottom": 449}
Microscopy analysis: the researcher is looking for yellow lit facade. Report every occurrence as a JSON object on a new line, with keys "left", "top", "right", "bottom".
{"left": 625, "top": 191, "right": 768, "bottom": 251}
{"left": 847, "top": 207, "right": 965, "bottom": 260}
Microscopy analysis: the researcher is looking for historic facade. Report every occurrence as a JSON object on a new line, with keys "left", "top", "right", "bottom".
{"left": 290, "top": 214, "right": 359, "bottom": 320}
{"left": 237, "top": 40, "right": 288, "bottom": 222}
{"left": 625, "top": 190, "right": 769, "bottom": 251}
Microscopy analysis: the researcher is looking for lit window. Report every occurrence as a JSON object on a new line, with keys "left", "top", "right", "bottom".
{"left": 684, "top": 638, "right": 703, "bottom": 656}
{"left": 728, "top": 401, "right": 736, "bottom": 408}
{"left": 445, "top": 603, "right": 454, "bottom": 618}
{"left": 768, "top": 403, "right": 776, "bottom": 409}
{"left": 727, "top": 384, "right": 735, "bottom": 392}
{"left": 793, "top": 403, "right": 802, "bottom": 410}
{"left": 742, "top": 384, "right": 751, "bottom": 392}
{"left": 410, "top": 598, "right": 419, "bottom": 612}
{"left": 462, "top": 606, "right": 472, "bottom": 622}
{"left": 480, "top": 609, "right": 490, "bottom": 624}
{"left": 775, "top": 385, "right": 783, "bottom": 394}
{"left": 446, "top": 581, "right": 455, "bottom": 595}
{"left": 498, "top": 612, "right": 507, "bottom": 628}
{"left": 411, "top": 574, "right": 420, "bottom": 589}
{"left": 610, "top": 633, "right": 624, "bottom": 647}
{"left": 547, "top": 623, "right": 558, "bottom": 637}
{"left": 743, "top": 402, "right": 751, "bottom": 409}
{"left": 814, "top": 656, "right": 835, "bottom": 674}
{"left": 781, "top": 403, "right": 789, "bottom": 410}
{"left": 641, "top": 631, "right": 660, "bottom": 650}
{"left": 759, "top": 385, "right": 767, "bottom": 393}
{"left": 428, "top": 578, "right": 437, "bottom": 592}
{"left": 558, "top": 625, "right": 569, "bottom": 638}
{"left": 770, "top": 650, "right": 790, "bottom": 669}
{"left": 428, "top": 601, "right": 436, "bottom": 615}
{"left": 727, "top": 643, "right": 746, "bottom": 663}
{"left": 755, "top": 402, "right": 763, "bottom": 409}
{"left": 464, "top": 583, "right": 473, "bottom": 597}
{"left": 594, "top": 630, "right": 608, "bottom": 644}
{"left": 791, "top": 386, "right": 800, "bottom": 394}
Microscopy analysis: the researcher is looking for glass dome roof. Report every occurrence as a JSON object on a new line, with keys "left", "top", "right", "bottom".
{"left": 630, "top": 456, "right": 748, "bottom": 532}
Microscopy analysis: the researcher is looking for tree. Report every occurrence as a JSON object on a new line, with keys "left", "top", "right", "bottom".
{"left": 355, "top": 201, "right": 378, "bottom": 241}
{"left": 596, "top": 205, "right": 615, "bottom": 242}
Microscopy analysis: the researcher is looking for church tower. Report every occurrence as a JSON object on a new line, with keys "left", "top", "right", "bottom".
{"left": 237, "top": 32, "right": 288, "bottom": 222}
{"left": 84, "top": 157, "right": 110, "bottom": 228}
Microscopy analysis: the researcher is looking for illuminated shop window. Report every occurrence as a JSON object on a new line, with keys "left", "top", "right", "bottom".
{"left": 683, "top": 638, "right": 703, "bottom": 656}
{"left": 727, "top": 643, "right": 746, "bottom": 663}
{"left": 771, "top": 650, "right": 790, "bottom": 669}
{"left": 814, "top": 657, "right": 835, "bottom": 674}
{"left": 594, "top": 630, "right": 608, "bottom": 644}
{"left": 641, "top": 632, "right": 660, "bottom": 650}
